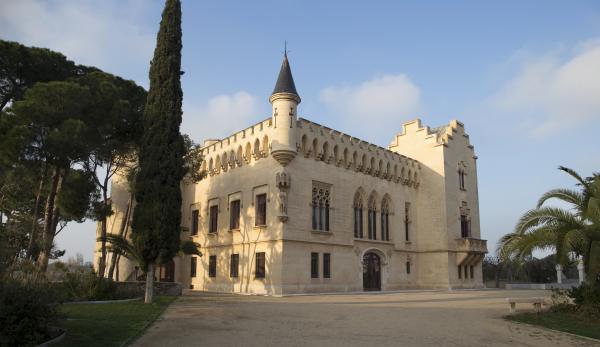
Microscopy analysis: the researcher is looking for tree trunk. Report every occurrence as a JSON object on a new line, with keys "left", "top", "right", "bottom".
{"left": 494, "top": 266, "right": 501, "bottom": 288}
{"left": 97, "top": 173, "right": 112, "bottom": 279}
{"left": 27, "top": 163, "right": 48, "bottom": 259}
{"left": 107, "top": 193, "right": 133, "bottom": 280}
{"left": 145, "top": 262, "right": 155, "bottom": 304}
{"left": 588, "top": 241, "right": 600, "bottom": 287}
{"left": 115, "top": 254, "right": 121, "bottom": 281}
{"left": 37, "top": 167, "right": 63, "bottom": 271}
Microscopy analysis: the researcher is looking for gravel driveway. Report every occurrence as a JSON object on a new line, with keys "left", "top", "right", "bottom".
{"left": 133, "top": 289, "right": 598, "bottom": 347}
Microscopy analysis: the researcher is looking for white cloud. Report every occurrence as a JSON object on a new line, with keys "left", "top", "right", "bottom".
{"left": 182, "top": 91, "right": 266, "bottom": 144}
{"left": 0, "top": 0, "right": 156, "bottom": 86}
{"left": 490, "top": 38, "right": 600, "bottom": 137}
{"left": 319, "top": 74, "right": 421, "bottom": 143}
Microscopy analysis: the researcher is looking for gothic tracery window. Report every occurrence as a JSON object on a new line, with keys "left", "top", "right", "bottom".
{"left": 381, "top": 196, "right": 390, "bottom": 241}
{"left": 404, "top": 202, "right": 411, "bottom": 241}
{"left": 368, "top": 193, "right": 377, "bottom": 240}
{"left": 312, "top": 182, "right": 331, "bottom": 231}
{"left": 353, "top": 191, "right": 363, "bottom": 238}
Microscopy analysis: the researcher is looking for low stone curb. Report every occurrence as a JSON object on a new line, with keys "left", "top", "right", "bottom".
{"left": 64, "top": 297, "right": 142, "bottom": 305}
{"left": 34, "top": 328, "right": 66, "bottom": 347}
{"left": 507, "top": 318, "right": 600, "bottom": 344}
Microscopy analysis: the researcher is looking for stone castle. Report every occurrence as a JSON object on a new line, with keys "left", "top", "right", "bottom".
{"left": 96, "top": 54, "right": 488, "bottom": 295}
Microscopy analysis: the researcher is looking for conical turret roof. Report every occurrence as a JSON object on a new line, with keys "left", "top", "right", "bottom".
{"left": 272, "top": 53, "right": 299, "bottom": 97}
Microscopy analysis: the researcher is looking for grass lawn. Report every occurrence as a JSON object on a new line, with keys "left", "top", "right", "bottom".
{"left": 506, "top": 310, "right": 600, "bottom": 340}
{"left": 56, "top": 296, "right": 176, "bottom": 347}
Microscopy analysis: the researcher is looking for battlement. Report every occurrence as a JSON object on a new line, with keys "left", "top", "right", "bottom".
{"left": 295, "top": 118, "right": 421, "bottom": 188}
{"left": 389, "top": 119, "right": 475, "bottom": 153}
{"left": 200, "top": 117, "right": 274, "bottom": 176}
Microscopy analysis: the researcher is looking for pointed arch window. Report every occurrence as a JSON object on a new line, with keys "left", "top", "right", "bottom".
{"left": 368, "top": 194, "right": 377, "bottom": 240}
{"left": 381, "top": 197, "right": 390, "bottom": 241}
{"left": 460, "top": 201, "right": 471, "bottom": 238}
{"left": 404, "top": 202, "right": 411, "bottom": 241}
{"left": 312, "top": 182, "right": 331, "bottom": 231}
{"left": 458, "top": 164, "right": 467, "bottom": 190}
{"left": 353, "top": 191, "right": 363, "bottom": 238}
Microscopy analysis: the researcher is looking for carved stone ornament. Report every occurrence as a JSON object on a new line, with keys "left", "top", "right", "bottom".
{"left": 276, "top": 172, "right": 291, "bottom": 222}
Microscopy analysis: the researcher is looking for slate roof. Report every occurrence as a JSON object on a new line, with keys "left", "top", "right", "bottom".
{"left": 272, "top": 53, "right": 299, "bottom": 97}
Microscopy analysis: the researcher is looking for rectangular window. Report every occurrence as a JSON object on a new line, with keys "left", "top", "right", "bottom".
{"left": 230, "top": 254, "right": 239, "bottom": 278}
{"left": 190, "top": 257, "right": 197, "bottom": 277}
{"left": 458, "top": 265, "right": 462, "bottom": 279}
{"left": 255, "top": 252, "right": 265, "bottom": 278}
{"left": 464, "top": 265, "right": 469, "bottom": 280}
{"left": 470, "top": 265, "right": 474, "bottom": 279}
{"left": 406, "top": 261, "right": 411, "bottom": 274}
{"left": 191, "top": 209, "right": 199, "bottom": 235}
{"left": 323, "top": 253, "right": 331, "bottom": 279}
{"left": 230, "top": 200, "right": 240, "bottom": 230}
{"left": 209, "top": 205, "right": 218, "bottom": 233}
{"left": 255, "top": 194, "right": 267, "bottom": 226}
{"left": 460, "top": 215, "right": 470, "bottom": 238}
{"left": 311, "top": 252, "right": 319, "bottom": 278}
{"left": 208, "top": 255, "right": 216, "bottom": 278}
{"left": 405, "top": 202, "right": 410, "bottom": 241}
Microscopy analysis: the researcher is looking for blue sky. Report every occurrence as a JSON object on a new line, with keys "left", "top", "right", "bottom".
{"left": 1, "top": 0, "right": 600, "bottom": 262}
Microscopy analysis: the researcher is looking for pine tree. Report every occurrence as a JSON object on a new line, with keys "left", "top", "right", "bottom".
{"left": 131, "top": 0, "right": 185, "bottom": 304}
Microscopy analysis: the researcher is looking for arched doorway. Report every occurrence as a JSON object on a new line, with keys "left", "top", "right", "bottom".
{"left": 363, "top": 252, "right": 381, "bottom": 291}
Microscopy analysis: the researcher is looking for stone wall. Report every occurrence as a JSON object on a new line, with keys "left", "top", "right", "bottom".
{"left": 115, "top": 281, "right": 183, "bottom": 296}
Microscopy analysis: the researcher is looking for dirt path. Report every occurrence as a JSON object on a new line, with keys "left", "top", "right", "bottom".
{"left": 133, "top": 289, "right": 599, "bottom": 346}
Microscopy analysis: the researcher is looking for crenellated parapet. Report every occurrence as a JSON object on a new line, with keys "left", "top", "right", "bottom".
{"left": 389, "top": 119, "right": 476, "bottom": 158}
{"left": 296, "top": 118, "right": 421, "bottom": 188}
{"left": 200, "top": 118, "right": 273, "bottom": 177}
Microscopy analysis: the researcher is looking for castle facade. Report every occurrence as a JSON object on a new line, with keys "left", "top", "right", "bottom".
{"left": 97, "top": 55, "right": 487, "bottom": 295}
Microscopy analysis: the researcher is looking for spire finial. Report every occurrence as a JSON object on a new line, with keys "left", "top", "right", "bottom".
{"left": 284, "top": 40, "right": 287, "bottom": 57}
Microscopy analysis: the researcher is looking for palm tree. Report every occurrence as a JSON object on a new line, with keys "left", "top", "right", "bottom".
{"left": 101, "top": 234, "right": 201, "bottom": 280}
{"left": 498, "top": 167, "right": 600, "bottom": 285}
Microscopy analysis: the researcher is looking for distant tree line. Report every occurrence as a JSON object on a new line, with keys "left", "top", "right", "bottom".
{"left": 483, "top": 254, "right": 578, "bottom": 287}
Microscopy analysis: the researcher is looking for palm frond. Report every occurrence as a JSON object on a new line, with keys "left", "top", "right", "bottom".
{"left": 537, "top": 188, "right": 583, "bottom": 209}
{"left": 559, "top": 166, "right": 589, "bottom": 189}
{"left": 101, "top": 234, "right": 143, "bottom": 265}
{"left": 514, "top": 207, "right": 582, "bottom": 235}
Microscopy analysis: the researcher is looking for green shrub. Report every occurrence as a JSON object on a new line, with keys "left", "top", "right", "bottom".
{"left": 56, "top": 269, "right": 140, "bottom": 302}
{"left": 0, "top": 269, "right": 61, "bottom": 346}
{"left": 568, "top": 283, "right": 600, "bottom": 319}
{"left": 551, "top": 283, "right": 600, "bottom": 319}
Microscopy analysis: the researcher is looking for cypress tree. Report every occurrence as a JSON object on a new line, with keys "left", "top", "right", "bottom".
{"left": 131, "top": 0, "right": 185, "bottom": 304}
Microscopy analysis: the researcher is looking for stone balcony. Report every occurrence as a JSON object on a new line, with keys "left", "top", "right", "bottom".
{"left": 455, "top": 237, "right": 488, "bottom": 266}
